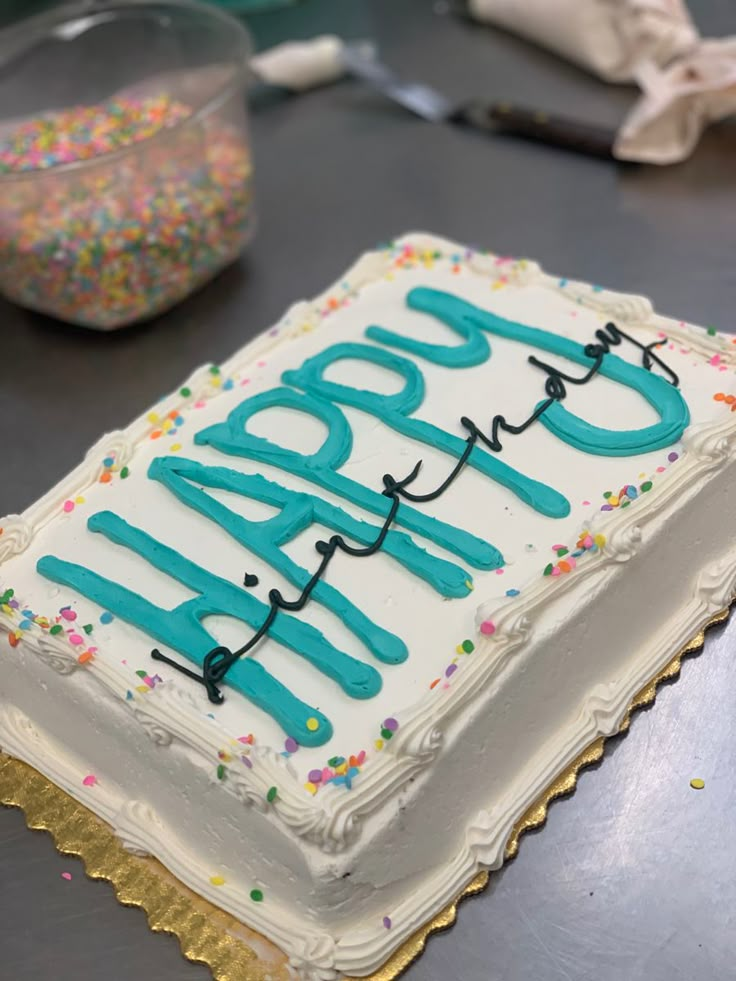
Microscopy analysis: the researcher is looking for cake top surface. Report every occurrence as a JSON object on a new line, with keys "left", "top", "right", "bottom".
{"left": 1, "top": 232, "right": 732, "bottom": 831}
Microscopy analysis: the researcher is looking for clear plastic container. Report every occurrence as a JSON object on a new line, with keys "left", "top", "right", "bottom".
{"left": 0, "top": 0, "right": 255, "bottom": 330}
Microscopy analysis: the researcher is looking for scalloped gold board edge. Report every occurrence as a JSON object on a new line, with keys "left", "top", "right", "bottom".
{"left": 1, "top": 602, "right": 730, "bottom": 981}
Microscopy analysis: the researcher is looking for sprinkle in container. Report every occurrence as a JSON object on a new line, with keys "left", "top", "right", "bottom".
{"left": 0, "top": 0, "right": 255, "bottom": 329}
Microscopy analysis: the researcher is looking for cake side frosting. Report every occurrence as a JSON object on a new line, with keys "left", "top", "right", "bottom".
{"left": 2, "top": 232, "right": 735, "bottom": 978}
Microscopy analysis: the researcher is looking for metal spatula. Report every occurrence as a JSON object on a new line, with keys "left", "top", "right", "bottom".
{"left": 340, "top": 42, "right": 618, "bottom": 160}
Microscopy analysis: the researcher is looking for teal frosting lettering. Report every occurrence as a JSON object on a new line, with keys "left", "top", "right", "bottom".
{"left": 196, "top": 387, "right": 502, "bottom": 570}
{"left": 150, "top": 454, "right": 463, "bottom": 664}
{"left": 281, "top": 343, "right": 570, "bottom": 518}
{"left": 37, "top": 511, "right": 391, "bottom": 746}
{"left": 408, "top": 288, "right": 690, "bottom": 455}
{"left": 365, "top": 286, "right": 491, "bottom": 367}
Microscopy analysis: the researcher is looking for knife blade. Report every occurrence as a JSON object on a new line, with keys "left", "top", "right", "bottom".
{"left": 340, "top": 42, "right": 618, "bottom": 160}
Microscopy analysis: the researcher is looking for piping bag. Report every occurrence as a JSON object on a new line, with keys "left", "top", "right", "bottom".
{"left": 463, "top": 0, "right": 736, "bottom": 163}
{"left": 465, "top": 0, "right": 699, "bottom": 83}
{"left": 615, "top": 38, "right": 736, "bottom": 164}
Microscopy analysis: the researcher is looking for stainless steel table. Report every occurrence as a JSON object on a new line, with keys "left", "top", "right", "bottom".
{"left": 1, "top": 2, "right": 735, "bottom": 978}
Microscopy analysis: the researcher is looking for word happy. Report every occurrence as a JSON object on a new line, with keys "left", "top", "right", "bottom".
{"left": 38, "top": 289, "right": 688, "bottom": 745}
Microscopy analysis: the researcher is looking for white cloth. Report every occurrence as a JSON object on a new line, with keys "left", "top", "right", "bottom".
{"left": 615, "top": 38, "right": 736, "bottom": 163}
{"left": 468, "top": 0, "right": 736, "bottom": 164}
{"left": 468, "top": 0, "right": 699, "bottom": 83}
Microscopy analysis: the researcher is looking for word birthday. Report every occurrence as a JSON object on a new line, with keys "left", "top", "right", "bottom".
{"left": 38, "top": 288, "right": 689, "bottom": 745}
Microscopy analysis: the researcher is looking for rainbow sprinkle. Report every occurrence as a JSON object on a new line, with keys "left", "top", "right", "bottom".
{"left": 148, "top": 408, "right": 187, "bottom": 442}
{"left": 60, "top": 446, "right": 129, "bottom": 516}
{"left": 382, "top": 241, "right": 528, "bottom": 284}
{"left": 0, "top": 95, "right": 253, "bottom": 328}
{"left": 304, "top": 749, "right": 368, "bottom": 795}
{"left": 427, "top": 637, "right": 477, "bottom": 693}
{"left": 713, "top": 392, "right": 736, "bottom": 411}
{"left": 133, "top": 669, "right": 162, "bottom": 694}
{"left": 543, "top": 533, "right": 606, "bottom": 577}
{"left": 0, "top": 95, "right": 191, "bottom": 172}
{"left": 599, "top": 450, "right": 680, "bottom": 512}
{"left": 1, "top": 591, "right": 98, "bottom": 664}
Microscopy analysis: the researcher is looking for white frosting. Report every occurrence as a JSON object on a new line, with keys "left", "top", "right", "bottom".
{"left": 2, "top": 233, "right": 735, "bottom": 978}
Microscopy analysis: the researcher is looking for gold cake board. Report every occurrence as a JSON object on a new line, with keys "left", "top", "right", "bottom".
{"left": 0, "top": 604, "right": 730, "bottom": 981}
